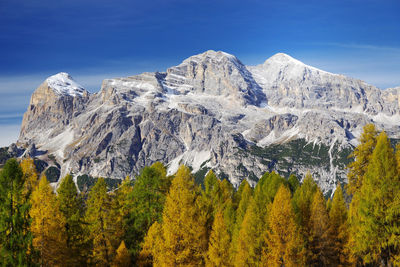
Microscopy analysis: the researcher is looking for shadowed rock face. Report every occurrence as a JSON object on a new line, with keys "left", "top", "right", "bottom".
{"left": 17, "top": 50, "right": 400, "bottom": 193}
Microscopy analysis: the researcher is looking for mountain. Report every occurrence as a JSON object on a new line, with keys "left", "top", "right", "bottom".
{"left": 15, "top": 51, "right": 400, "bottom": 194}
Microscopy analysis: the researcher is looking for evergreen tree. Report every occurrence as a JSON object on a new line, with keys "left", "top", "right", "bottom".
{"left": 156, "top": 165, "right": 208, "bottom": 266}
{"left": 263, "top": 185, "right": 305, "bottom": 267}
{"left": 347, "top": 123, "right": 378, "bottom": 195}
{"left": 85, "top": 178, "right": 118, "bottom": 266}
{"left": 309, "top": 188, "right": 334, "bottom": 266}
{"left": 30, "top": 176, "right": 67, "bottom": 266}
{"left": 287, "top": 174, "right": 300, "bottom": 194}
{"left": 57, "top": 174, "right": 87, "bottom": 265}
{"left": 206, "top": 209, "right": 232, "bottom": 267}
{"left": 126, "top": 163, "right": 169, "bottom": 259}
{"left": 112, "top": 241, "right": 131, "bottom": 267}
{"left": 329, "top": 184, "right": 349, "bottom": 266}
{"left": 349, "top": 131, "right": 400, "bottom": 265}
{"left": 0, "top": 158, "right": 31, "bottom": 265}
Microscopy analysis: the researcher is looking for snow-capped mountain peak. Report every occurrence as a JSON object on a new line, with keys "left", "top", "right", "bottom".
{"left": 265, "top": 52, "right": 303, "bottom": 65}
{"left": 46, "top": 72, "right": 86, "bottom": 97}
{"left": 182, "top": 50, "right": 239, "bottom": 64}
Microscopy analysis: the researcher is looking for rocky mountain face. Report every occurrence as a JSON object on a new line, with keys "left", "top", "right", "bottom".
{"left": 16, "top": 51, "right": 400, "bottom": 194}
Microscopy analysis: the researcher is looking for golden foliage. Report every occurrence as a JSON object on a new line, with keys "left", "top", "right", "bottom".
{"left": 30, "top": 176, "right": 67, "bottom": 266}
{"left": 156, "top": 165, "right": 208, "bottom": 266}
{"left": 309, "top": 189, "right": 334, "bottom": 266}
{"left": 112, "top": 241, "right": 131, "bottom": 267}
{"left": 347, "top": 123, "right": 378, "bottom": 195}
{"left": 263, "top": 185, "right": 305, "bottom": 267}
{"left": 206, "top": 210, "right": 232, "bottom": 267}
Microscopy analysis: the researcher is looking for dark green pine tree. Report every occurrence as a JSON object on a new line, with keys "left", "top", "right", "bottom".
{"left": 0, "top": 158, "right": 32, "bottom": 265}
{"left": 126, "top": 162, "right": 170, "bottom": 260}
{"left": 288, "top": 174, "right": 300, "bottom": 194}
{"left": 57, "top": 174, "right": 87, "bottom": 266}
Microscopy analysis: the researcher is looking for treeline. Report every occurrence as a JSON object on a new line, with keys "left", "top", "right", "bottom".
{"left": 0, "top": 124, "right": 400, "bottom": 266}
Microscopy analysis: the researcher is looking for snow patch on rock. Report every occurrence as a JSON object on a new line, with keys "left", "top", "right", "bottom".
{"left": 46, "top": 72, "right": 86, "bottom": 97}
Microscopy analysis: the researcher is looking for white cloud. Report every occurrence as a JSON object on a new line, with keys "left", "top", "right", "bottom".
{"left": 309, "top": 42, "right": 400, "bottom": 53}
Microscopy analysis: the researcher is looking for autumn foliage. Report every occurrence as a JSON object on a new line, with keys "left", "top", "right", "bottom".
{"left": 0, "top": 123, "right": 400, "bottom": 266}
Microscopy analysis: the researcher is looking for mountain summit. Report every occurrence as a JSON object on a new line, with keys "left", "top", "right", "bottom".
{"left": 46, "top": 72, "right": 87, "bottom": 97}
{"left": 16, "top": 50, "right": 400, "bottom": 193}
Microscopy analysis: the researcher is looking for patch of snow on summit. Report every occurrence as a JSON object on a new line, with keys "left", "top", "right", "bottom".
{"left": 46, "top": 72, "right": 86, "bottom": 97}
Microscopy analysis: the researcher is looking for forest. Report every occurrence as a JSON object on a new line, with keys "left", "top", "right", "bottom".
{"left": 0, "top": 123, "right": 399, "bottom": 266}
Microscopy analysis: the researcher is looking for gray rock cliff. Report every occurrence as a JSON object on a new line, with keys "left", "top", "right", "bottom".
{"left": 17, "top": 51, "right": 400, "bottom": 193}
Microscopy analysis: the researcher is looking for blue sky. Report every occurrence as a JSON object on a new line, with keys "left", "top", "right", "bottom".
{"left": 0, "top": 0, "right": 399, "bottom": 146}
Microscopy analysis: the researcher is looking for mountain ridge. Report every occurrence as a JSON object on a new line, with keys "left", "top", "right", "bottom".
{"left": 15, "top": 50, "right": 400, "bottom": 193}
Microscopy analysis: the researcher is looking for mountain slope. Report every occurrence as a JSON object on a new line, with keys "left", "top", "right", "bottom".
{"left": 16, "top": 50, "right": 400, "bottom": 193}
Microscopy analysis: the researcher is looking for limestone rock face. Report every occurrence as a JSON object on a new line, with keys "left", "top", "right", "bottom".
{"left": 164, "top": 50, "right": 266, "bottom": 106}
{"left": 20, "top": 73, "right": 89, "bottom": 146}
{"left": 17, "top": 51, "right": 400, "bottom": 193}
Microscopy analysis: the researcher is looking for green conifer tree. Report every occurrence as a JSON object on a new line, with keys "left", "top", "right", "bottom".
{"left": 287, "top": 174, "right": 300, "bottom": 194}
{"left": 125, "top": 163, "right": 169, "bottom": 259}
{"left": 0, "top": 158, "right": 32, "bottom": 265}
{"left": 57, "top": 174, "right": 87, "bottom": 265}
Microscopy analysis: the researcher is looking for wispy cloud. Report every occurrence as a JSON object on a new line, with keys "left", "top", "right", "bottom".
{"left": 311, "top": 42, "right": 400, "bottom": 53}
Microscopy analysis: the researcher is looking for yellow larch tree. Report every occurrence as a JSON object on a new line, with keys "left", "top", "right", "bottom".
{"left": 309, "top": 188, "right": 334, "bottom": 266}
{"left": 349, "top": 131, "right": 400, "bottom": 266}
{"left": 347, "top": 123, "right": 378, "bottom": 195}
{"left": 262, "top": 185, "right": 305, "bottom": 267}
{"left": 111, "top": 175, "right": 133, "bottom": 247}
{"left": 30, "top": 176, "right": 67, "bottom": 266}
{"left": 206, "top": 209, "right": 232, "bottom": 267}
{"left": 112, "top": 241, "right": 131, "bottom": 267}
{"left": 156, "top": 165, "right": 208, "bottom": 266}
{"left": 329, "top": 184, "right": 349, "bottom": 266}
{"left": 20, "top": 157, "right": 39, "bottom": 200}
{"left": 230, "top": 180, "right": 253, "bottom": 260}
{"left": 85, "top": 178, "right": 119, "bottom": 266}
{"left": 137, "top": 221, "right": 162, "bottom": 267}
{"left": 234, "top": 198, "right": 263, "bottom": 267}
